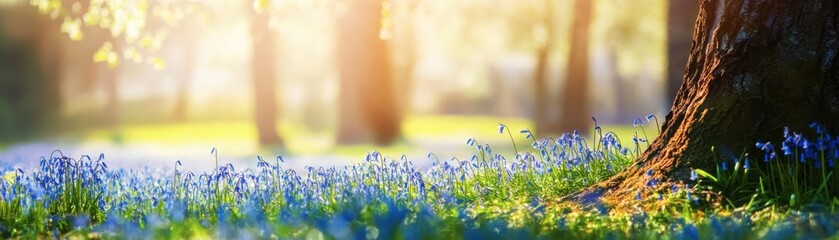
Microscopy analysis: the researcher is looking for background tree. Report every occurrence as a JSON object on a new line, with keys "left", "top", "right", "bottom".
{"left": 249, "top": 4, "right": 283, "bottom": 146}
{"left": 170, "top": 15, "right": 200, "bottom": 122}
{"left": 665, "top": 0, "right": 699, "bottom": 109}
{"left": 532, "top": 0, "right": 557, "bottom": 135}
{"left": 557, "top": 0, "right": 593, "bottom": 134}
{"left": 335, "top": 0, "right": 402, "bottom": 145}
{"left": 579, "top": 0, "right": 839, "bottom": 202}
{"left": 0, "top": 3, "right": 63, "bottom": 138}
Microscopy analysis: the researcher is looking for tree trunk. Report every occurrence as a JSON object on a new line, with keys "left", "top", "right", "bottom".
{"left": 580, "top": 0, "right": 839, "bottom": 204}
{"left": 558, "top": 0, "right": 593, "bottom": 134}
{"left": 606, "top": 49, "right": 630, "bottom": 123}
{"left": 533, "top": 46, "right": 551, "bottom": 134}
{"left": 172, "top": 20, "right": 197, "bottom": 122}
{"left": 250, "top": 10, "right": 283, "bottom": 146}
{"left": 336, "top": 0, "right": 402, "bottom": 146}
{"left": 102, "top": 62, "right": 119, "bottom": 127}
{"left": 102, "top": 36, "right": 120, "bottom": 128}
{"left": 534, "top": 0, "right": 557, "bottom": 136}
{"left": 666, "top": 0, "right": 699, "bottom": 110}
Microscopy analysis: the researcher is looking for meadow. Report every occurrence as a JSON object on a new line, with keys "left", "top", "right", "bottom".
{"left": 1, "top": 117, "right": 838, "bottom": 239}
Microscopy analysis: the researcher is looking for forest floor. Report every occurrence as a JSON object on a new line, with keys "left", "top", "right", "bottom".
{"left": 5, "top": 115, "right": 835, "bottom": 238}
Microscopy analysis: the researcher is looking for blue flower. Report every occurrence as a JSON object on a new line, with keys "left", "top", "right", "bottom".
{"left": 498, "top": 123, "right": 507, "bottom": 134}
{"left": 633, "top": 118, "right": 644, "bottom": 127}
{"left": 681, "top": 224, "right": 699, "bottom": 240}
{"left": 782, "top": 142, "right": 792, "bottom": 156}
{"left": 520, "top": 129, "right": 533, "bottom": 139}
{"left": 466, "top": 138, "right": 476, "bottom": 147}
{"left": 810, "top": 122, "right": 823, "bottom": 134}
{"left": 690, "top": 169, "right": 698, "bottom": 181}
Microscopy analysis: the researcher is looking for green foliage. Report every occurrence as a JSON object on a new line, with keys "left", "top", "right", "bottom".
{"left": 696, "top": 126, "right": 839, "bottom": 212}
{"left": 47, "top": 178, "right": 105, "bottom": 232}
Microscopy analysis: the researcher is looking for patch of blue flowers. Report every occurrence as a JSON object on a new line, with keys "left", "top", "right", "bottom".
{"left": 0, "top": 121, "right": 837, "bottom": 239}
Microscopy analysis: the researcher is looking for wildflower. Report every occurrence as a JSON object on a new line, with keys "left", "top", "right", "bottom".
{"left": 498, "top": 123, "right": 507, "bottom": 134}
{"left": 690, "top": 169, "right": 698, "bottom": 181}
{"left": 682, "top": 224, "right": 700, "bottom": 240}
{"left": 782, "top": 142, "right": 792, "bottom": 156}
{"left": 633, "top": 118, "right": 644, "bottom": 127}
{"left": 520, "top": 129, "right": 533, "bottom": 139}
{"left": 721, "top": 161, "right": 728, "bottom": 171}
{"left": 646, "top": 179, "right": 658, "bottom": 188}
{"left": 466, "top": 138, "right": 476, "bottom": 147}
{"left": 743, "top": 158, "right": 750, "bottom": 170}
{"left": 810, "top": 122, "right": 823, "bottom": 134}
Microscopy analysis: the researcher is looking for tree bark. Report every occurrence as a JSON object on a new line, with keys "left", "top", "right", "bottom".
{"left": 558, "top": 0, "right": 593, "bottom": 134}
{"left": 250, "top": 10, "right": 283, "bottom": 146}
{"left": 666, "top": 0, "right": 699, "bottom": 110}
{"left": 580, "top": 0, "right": 839, "bottom": 204}
{"left": 336, "top": 0, "right": 402, "bottom": 146}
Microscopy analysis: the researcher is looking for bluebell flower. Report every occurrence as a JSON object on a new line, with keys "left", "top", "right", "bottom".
{"left": 810, "top": 122, "right": 823, "bottom": 134}
{"left": 646, "top": 179, "right": 657, "bottom": 188}
{"left": 782, "top": 142, "right": 792, "bottom": 156}
{"left": 721, "top": 162, "right": 728, "bottom": 171}
{"left": 681, "top": 224, "right": 699, "bottom": 240}
{"left": 633, "top": 118, "right": 643, "bottom": 127}
{"left": 498, "top": 123, "right": 507, "bottom": 134}
{"left": 690, "top": 169, "right": 698, "bottom": 181}
{"left": 466, "top": 138, "right": 476, "bottom": 147}
{"left": 520, "top": 129, "right": 533, "bottom": 139}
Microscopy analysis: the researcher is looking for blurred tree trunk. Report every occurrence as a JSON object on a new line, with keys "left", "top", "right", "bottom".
{"left": 533, "top": 0, "right": 556, "bottom": 136}
{"left": 336, "top": 0, "right": 402, "bottom": 145}
{"left": 250, "top": 9, "right": 283, "bottom": 146}
{"left": 578, "top": 0, "right": 839, "bottom": 203}
{"left": 666, "top": 0, "right": 699, "bottom": 110}
{"left": 393, "top": 0, "right": 417, "bottom": 116}
{"left": 102, "top": 37, "right": 120, "bottom": 127}
{"left": 558, "top": 0, "right": 593, "bottom": 134}
{"left": 172, "top": 21, "right": 197, "bottom": 122}
{"left": 34, "top": 11, "right": 64, "bottom": 131}
{"left": 605, "top": 49, "right": 630, "bottom": 123}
